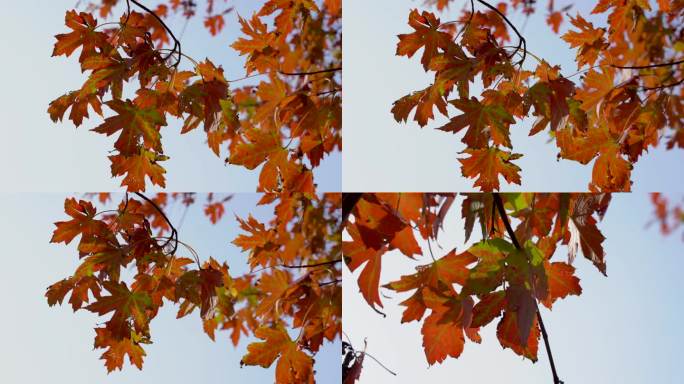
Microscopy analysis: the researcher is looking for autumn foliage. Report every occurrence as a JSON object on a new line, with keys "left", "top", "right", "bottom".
{"left": 393, "top": 0, "right": 684, "bottom": 191}
{"left": 344, "top": 193, "right": 611, "bottom": 372}
{"left": 46, "top": 192, "right": 342, "bottom": 383}
{"left": 48, "top": 0, "right": 341, "bottom": 193}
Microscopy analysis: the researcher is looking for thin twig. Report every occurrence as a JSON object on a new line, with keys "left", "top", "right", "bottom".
{"left": 453, "top": 0, "right": 475, "bottom": 41}
{"left": 129, "top": 0, "right": 182, "bottom": 67}
{"left": 475, "top": 0, "right": 527, "bottom": 66}
{"left": 359, "top": 352, "right": 398, "bottom": 376}
{"left": 611, "top": 58, "right": 684, "bottom": 70}
{"left": 278, "top": 67, "right": 342, "bottom": 76}
{"left": 281, "top": 259, "right": 342, "bottom": 269}
{"left": 134, "top": 192, "right": 179, "bottom": 256}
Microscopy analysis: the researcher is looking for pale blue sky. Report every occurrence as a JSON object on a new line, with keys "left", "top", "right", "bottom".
{"left": 0, "top": 0, "right": 340, "bottom": 192}
{"left": 343, "top": 193, "right": 684, "bottom": 383}
{"left": 342, "top": 0, "right": 684, "bottom": 191}
{"left": 0, "top": 193, "right": 340, "bottom": 383}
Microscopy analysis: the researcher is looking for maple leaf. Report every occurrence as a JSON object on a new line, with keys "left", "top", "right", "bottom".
{"left": 524, "top": 78, "right": 575, "bottom": 135}
{"left": 397, "top": 9, "right": 453, "bottom": 70}
{"left": 439, "top": 96, "right": 516, "bottom": 148}
{"left": 86, "top": 281, "right": 152, "bottom": 339}
{"left": 566, "top": 194, "right": 610, "bottom": 275}
{"left": 345, "top": 240, "right": 387, "bottom": 310}
{"left": 575, "top": 70, "right": 616, "bottom": 115}
{"left": 232, "top": 215, "right": 272, "bottom": 251}
{"left": 541, "top": 261, "right": 582, "bottom": 309}
{"left": 555, "top": 125, "right": 613, "bottom": 165}
{"left": 48, "top": 91, "right": 103, "bottom": 127}
{"left": 94, "top": 328, "right": 146, "bottom": 372}
{"left": 385, "top": 249, "right": 476, "bottom": 294}
{"left": 228, "top": 128, "right": 282, "bottom": 169}
{"left": 109, "top": 150, "right": 168, "bottom": 192}
{"left": 459, "top": 148, "right": 523, "bottom": 191}
{"left": 241, "top": 326, "right": 314, "bottom": 384}
{"left": 92, "top": 99, "right": 166, "bottom": 155}
{"left": 384, "top": 249, "right": 477, "bottom": 322}
{"left": 497, "top": 310, "right": 540, "bottom": 361}
{"left": 52, "top": 10, "right": 107, "bottom": 62}
{"left": 255, "top": 269, "right": 291, "bottom": 317}
{"left": 422, "top": 308, "right": 466, "bottom": 364}
{"left": 591, "top": 148, "right": 632, "bottom": 192}
{"left": 561, "top": 14, "right": 607, "bottom": 67}
{"left": 230, "top": 15, "right": 276, "bottom": 74}
{"left": 51, "top": 198, "right": 109, "bottom": 245}
{"left": 392, "top": 84, "right": 449, "bottom": 127}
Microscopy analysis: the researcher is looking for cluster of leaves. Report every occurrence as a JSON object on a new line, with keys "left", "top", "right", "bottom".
{"left": 344, "top": 193, "right": 611, "bottom": 370}
{"left": 651, "top": 192, "right": 684, "bottom": 238}
{"left": 49, "top": 0, "right": 341, "bottom": 193}
{"left": 393, "top": 0, "right": 683, "bottom": 191}
{"left": 46, "top": 192, "right": 342, "bottom": 383}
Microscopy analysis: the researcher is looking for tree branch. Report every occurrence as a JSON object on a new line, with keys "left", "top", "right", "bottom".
{"left": 475, "top": 0, "right": 527, "bottom": 66}
{"left": 278, "top": 67, "right": 342, "bottom": 76}
{"left": 493, "top": 193, "right": 563, "bottom": 384}
{"left": 282, "top": 259, "right": 341, "bottom": 269}
{"left": 128, "top": 0, "right": 182, "bottom": 67}
{"left": 612, "top": 58, "right": 684, "bottom": 70}
{"left": 134, "top": 192, "right": 179, "bottom": 256}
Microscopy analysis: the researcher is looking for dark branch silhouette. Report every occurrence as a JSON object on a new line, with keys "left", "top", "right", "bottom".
{"left": 134, "top": 192, "right": 179, "bottom": 256}
{"left": 279, "top": 67, "right": 342, "bottom": 76}
{"left": 126, "top": 0, "right": 182, "bottom": 67}
{"left": 612, "top": 58, "right": 684, "bottom": 70}
{"left": 282, "top": 259, "right": 341, "bottom": 269}
{"left": 475, "top": 0, "right": 527, "bottom": 67}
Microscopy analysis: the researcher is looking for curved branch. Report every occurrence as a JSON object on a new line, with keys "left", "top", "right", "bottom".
{"left": 134, "top": 192, "right": 179, "bottom": 256}
{"left": 129, "top": 0, "right": 182, "bottom": 67}
{"left": 475, "top": 0, "right": 527, "bottom": 67}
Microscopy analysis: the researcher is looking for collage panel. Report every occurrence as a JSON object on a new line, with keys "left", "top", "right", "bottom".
{"left": 2, "top": 0, "right": 340, "bottom": 193}
{"left": 2, "top": 0, "right": 684, "bottom": 383}
{"left": 342, "top": 192, "right": 684, "bottom": 383}
{"left": 344, "top": 0, "right": 684, "bottom": 192}
{"left": 0, "top": 192, "right": 341, "bottom": 383}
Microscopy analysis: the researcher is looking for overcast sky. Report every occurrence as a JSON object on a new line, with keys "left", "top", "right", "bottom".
{"left": 0, "top": 0, "right": 340, "bottom": 192}
{"left": 0, "top": 193, "right": 340, "bottom": 383}
{"left": 342, "top": 0, "right": 684, "bottom": 191}
{"left": 343, "top": 193, "right": 684, "bottom": 383}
